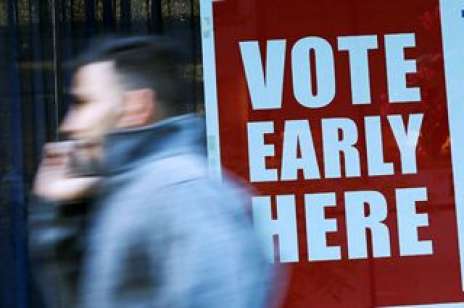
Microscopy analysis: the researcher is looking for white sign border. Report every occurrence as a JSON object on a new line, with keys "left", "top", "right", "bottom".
{"left": 440, "top": 0, "right": 464, "bottom": 294}
{"left": 199, "top": 0, "right": 464, "bottom": 306}
{"left": 200, "top": 0, "right": 222, "bottom": 179}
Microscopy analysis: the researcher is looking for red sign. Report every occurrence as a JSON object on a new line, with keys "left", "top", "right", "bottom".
{"left": 200, "top": 0, "right": 464, "bottom": 306}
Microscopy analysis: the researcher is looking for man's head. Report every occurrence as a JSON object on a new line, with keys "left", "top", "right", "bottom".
{"left": 60, "top": 36, "right": 189, "bottom": 141}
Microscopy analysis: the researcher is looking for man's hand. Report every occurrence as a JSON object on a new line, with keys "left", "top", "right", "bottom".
{"left": 33, "top": 142, "right": 101, "bottom": 203}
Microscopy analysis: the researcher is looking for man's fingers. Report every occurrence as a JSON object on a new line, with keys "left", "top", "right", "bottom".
{"left": 33, "top": 176, "right": 101, "bottom": 203}
{"left": 39, "top": 141, "right": 78, "bottom": 169}
{"left": 42, "top": 141, "right": 75, "bottom": 163}
{"left": 34, "top": 141, "right": 102, "bottom": 202}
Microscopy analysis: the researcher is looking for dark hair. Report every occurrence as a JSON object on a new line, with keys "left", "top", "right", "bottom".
{"left": 74, "top": 35, "right": 190, "bottom": 115}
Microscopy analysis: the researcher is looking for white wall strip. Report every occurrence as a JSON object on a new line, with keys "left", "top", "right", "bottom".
{"left": 200, "top": 0, "right": 222, "bottom": 179}
{"left": 440, "top": 0, "right": 464, "bottom": 293}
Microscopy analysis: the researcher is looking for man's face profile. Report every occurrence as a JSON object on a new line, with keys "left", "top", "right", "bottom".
{"left": 61, "top": 61, "right": 124, "bottom": 142}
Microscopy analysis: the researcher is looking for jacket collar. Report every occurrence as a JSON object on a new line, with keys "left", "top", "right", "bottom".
{"left": 102, "top": 113, "right": 206, "bottom": 175}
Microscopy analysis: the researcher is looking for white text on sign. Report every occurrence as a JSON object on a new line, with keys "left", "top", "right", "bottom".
{"left": 239, "top": 33, "right": 432, "bottom": 263}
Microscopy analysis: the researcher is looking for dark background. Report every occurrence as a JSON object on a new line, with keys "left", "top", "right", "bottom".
{"left": 0, "top": 1, "right": 202, "bottom": 307}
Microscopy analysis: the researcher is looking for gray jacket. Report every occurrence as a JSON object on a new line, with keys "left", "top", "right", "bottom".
{"left": 76, "top": 114, "right": 272, "bottom": 308}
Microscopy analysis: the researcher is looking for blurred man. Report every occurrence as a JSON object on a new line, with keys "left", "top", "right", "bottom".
{"left": 30, "top": 36, "right": 273, "bottom": 308}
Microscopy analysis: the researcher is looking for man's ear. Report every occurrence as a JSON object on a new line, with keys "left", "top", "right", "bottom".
{"left": 117, "top": 89, "right": 157, "bottom": 128}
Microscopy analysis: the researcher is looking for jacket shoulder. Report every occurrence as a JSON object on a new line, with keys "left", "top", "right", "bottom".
{"left": 139, "top": 153, "right": 208, "bottom": 187}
